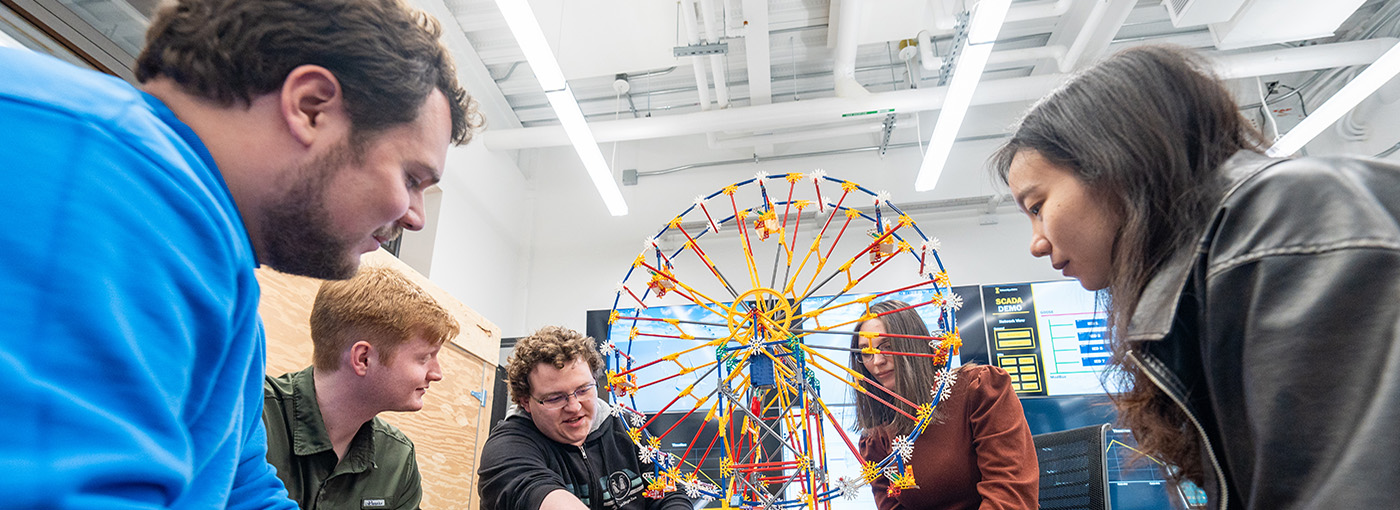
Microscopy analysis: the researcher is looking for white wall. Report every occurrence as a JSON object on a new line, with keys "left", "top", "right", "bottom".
{"left": 404, "top": 141, "right": 535, "bottom": 337}
{"left": 519, "top": 129, "right": 1063, "bottom": 335}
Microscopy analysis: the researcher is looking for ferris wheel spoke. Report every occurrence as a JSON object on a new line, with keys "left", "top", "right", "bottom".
{"left": 722, "top": 187, "right": 763, "bottom": 290}
{"left": 671, "top": 223, "right": 745, "bottom": 302}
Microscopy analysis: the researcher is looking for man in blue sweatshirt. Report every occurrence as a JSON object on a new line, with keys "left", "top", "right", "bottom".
{"left": 0, "top": 0, "right": 480, "bottom": 508}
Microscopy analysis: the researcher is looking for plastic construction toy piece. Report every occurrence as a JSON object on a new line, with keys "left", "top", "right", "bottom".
{"left": 604, "top": 171, "right": 962, "bottom": 510}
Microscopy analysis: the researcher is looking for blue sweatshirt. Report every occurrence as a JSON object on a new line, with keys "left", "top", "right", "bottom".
{"left": 0, "top": 48, "right": 296, "bottom": 509}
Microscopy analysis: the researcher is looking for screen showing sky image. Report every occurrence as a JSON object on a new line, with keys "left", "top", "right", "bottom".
{"left": 606, "top": 302, "right": 732, "bottom": 414}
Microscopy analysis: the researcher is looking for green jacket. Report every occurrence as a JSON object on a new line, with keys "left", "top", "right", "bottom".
{"left": 263, "top": 367, "right": 422, "bottom": 510}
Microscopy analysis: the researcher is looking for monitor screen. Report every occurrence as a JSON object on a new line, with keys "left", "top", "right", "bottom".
{"left": 1106, "top": 428, "right": 1204, "bottom": 510}
{"left": 981, "top": 280, "right": 1111, "bottom": 397}
{"left": 604, "top": 302, "right": 731, "bottom": 414}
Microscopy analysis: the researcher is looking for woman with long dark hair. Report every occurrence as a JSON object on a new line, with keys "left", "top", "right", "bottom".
{"left": 850, "top": 300, "right": 1037, "bottom": 509}
{"left": 992, "top": 45, "right": 1400, "bottom": 508}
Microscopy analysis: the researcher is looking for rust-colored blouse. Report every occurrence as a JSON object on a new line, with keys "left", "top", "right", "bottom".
{"left": 858, "top": 365, "right": 1038, "bottom": 510}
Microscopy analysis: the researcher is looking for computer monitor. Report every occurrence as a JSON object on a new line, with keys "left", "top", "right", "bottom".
{"left": 1106, "top": 428, "right": 1206, "bottom": 510}
{"left": 602, "top": 302, "right": 731, "bottom": 414}
{"left": 981, "top": 280, "right": 1113, "bottom": 397}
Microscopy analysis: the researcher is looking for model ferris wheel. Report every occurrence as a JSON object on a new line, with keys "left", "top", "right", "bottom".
{"left": 602, "top": 171, "right": 964, "bottom": 510}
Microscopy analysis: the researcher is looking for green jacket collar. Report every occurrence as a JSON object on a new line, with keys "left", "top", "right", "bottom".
{"left": 287, "top": 366, "right": 377, "bottom": 474}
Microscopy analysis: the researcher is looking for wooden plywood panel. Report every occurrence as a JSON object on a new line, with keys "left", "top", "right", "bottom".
{"left": 257, "top": 249, "right": 500, "bottom": 510}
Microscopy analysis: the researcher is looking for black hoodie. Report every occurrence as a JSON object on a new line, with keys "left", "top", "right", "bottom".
{"left": 478, "top": 399, "right": 695, "bottom": 510}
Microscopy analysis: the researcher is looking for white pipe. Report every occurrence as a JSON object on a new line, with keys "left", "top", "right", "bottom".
{"left": 679, "top": 0, "right": 713, "bottom": 111}
{"left": 743, "top": 0, "right": 772, "bottom": 107}
{"left": 919, "top": 30, "right": 937, "bottom": 71}
{"left": 1058, "top": 0, "right": 1115, "bottom": 73}
{"left": 698, "top": 0, "right": 730, "bottom": 107}
{"left": 1211, "top": 37, "right": 1398, "bottom": 79}
{"left": 487, "top": 73, "right": 1067, "bottom": 149}
{"left": 923, "top": 44, "right": 1066, "bottom": 71}
{"left": 481, "top": 40, "right": 1397, "bottom": 150}
{"left": 932, "top": 0, "right": 1069, "bottom": 33}
{"left": 1004, "top": 0, "right": 1072, "bottom": 23}
{"left": 709, "top": 120, "right": 889, "bottom": 149}
{"left": 833, "top": 0, "right": 869, "bottom": 97}
{"left": 921, "top": 0, "right": 1072, "bottom": 72}
{"left": 930, "top": 0, "right": 957, "bottom": 31}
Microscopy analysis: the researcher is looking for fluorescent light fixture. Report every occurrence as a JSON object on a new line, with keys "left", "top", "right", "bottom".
{"left": 494, "top": 0, "right": 628, "bottom": 215}
{"left": 547, "top": 89, "right": 629, "bottom": 216}
{"left": 1268, "top": 39, "right": 1400, "bottom": 157}
{"left": 915, "top": 43, "right": 993, "bottom": 191}
{"left": 914, "top": 0, "right": 1013, "bottom": 191}
{"left": 493, "top": 0, "right": 567, "bottom": 91}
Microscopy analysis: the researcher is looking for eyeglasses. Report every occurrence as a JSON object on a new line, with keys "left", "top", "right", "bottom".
{"left": 533, "top": 384, "right": 598, "bottom": 410}
{"left": 856, "top": 343, "right": 890, "bottom": 365}
{"left": 856, "top": 351, "right": 889, "bottom": 365}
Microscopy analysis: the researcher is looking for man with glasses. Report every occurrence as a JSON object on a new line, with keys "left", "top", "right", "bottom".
{"left": 478, "top": 326, "right": 693, "bottom": 510}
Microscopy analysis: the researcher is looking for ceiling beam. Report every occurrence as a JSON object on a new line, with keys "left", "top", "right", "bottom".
{"left": 480, "top": 38, "right": 1397, "bottom": 150}
{"left": 741, "top": 0, "right": 771, "bottom": 154}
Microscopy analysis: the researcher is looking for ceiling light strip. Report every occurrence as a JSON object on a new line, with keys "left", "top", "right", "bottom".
{"left": 1267, "top": 39, "right": 1400, "bottom": 157}
{"left": 494, "top": 0, "right": 628, "bottom": 215}
{"left": 914, "top": 0, "right": 1013, "bottom": 192}
{"left": 548, "top": 89, "right": 629, "bottom": 215}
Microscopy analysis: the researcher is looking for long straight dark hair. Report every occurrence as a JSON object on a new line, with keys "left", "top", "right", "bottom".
{"left": 990, "top": 45, "right": 1266, "bottom": 484}
{"left": 850, "top": 300, "right": 944, "bottom": 437}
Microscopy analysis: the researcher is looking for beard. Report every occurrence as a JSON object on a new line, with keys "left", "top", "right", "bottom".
{"left": 258, "top": 143, "right": 364, "bottom": 280}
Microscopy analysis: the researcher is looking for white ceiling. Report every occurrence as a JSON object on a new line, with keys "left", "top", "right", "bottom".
{"left": 15, "top": 0, "right": 1398, "bottom": 202}
{"left": 446, "top": 0, "right": 1391, "bottom": 156}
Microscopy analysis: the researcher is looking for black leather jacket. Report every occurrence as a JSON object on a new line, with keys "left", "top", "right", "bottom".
{"left": 1125, "top": 151, "right": 1400, "bottom": 510}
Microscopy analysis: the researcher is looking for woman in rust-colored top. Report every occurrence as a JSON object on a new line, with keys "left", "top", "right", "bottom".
{"left": 852, "top": 300, "right": 1038, "bottom": 510}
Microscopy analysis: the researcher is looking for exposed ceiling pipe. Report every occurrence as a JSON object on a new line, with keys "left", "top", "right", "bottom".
{"left": 1210, "top": 38, "right": 1398, "bottom": 77}
{"left": 1058, "top": 0, "right": 1135, "bottom": 73}
{"left": 708, "top": 119, "right": 892, "bottom": 149}
{"left": 931, "top": 0, "right": 1071, "bottom": 33}
{"left": 1003, "top": 0, "right": 1073, "bottom": 23}
{"left": 633, "top": 133, "right": 1010, "bottom": 180}
{"left": 491, "top": 73, "right": 1066, "bottom": 149}
{"left": 742, "top": 0, "right": 772, "bottom": 108}
{"left": 480, "top": 38, "right": 1397, "bottom": 150}
{"left": 698, "top": 0, "right": 731, "bottom": 107}
{"left": 919, "top": 31, "right": 937, "bottom": 72}
{"left": 741, "top": 0, "right": 773, "bottom": 155}
{"left": 922, "top": 40, "right": 1067, "bottom": 72}
{"left": 832, "top": 0, "right": 870, "bottom": 97}
{"left": 929, "top": 0, "right": 957, "bottom": 31}
{"left": 679, "top": 0, "right": 713, "bottom": 111}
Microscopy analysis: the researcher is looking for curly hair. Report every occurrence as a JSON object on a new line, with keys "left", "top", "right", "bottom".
{"left": 507, "top": 326, "right": 604, "bottom": 406}
{"left": 136, "top": 0, "right": 482, "bottom": 145}
{"left": 310, "top": 265, "right": 459, "bottom": 371}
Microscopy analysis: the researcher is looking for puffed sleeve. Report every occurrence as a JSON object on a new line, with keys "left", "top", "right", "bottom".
{"left": 964, "top": 366, "right": 1039, "bottom": 510}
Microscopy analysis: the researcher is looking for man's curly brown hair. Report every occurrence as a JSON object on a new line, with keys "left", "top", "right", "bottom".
{"left": 507, "top": 326, "right": 603, "bottom": 407}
